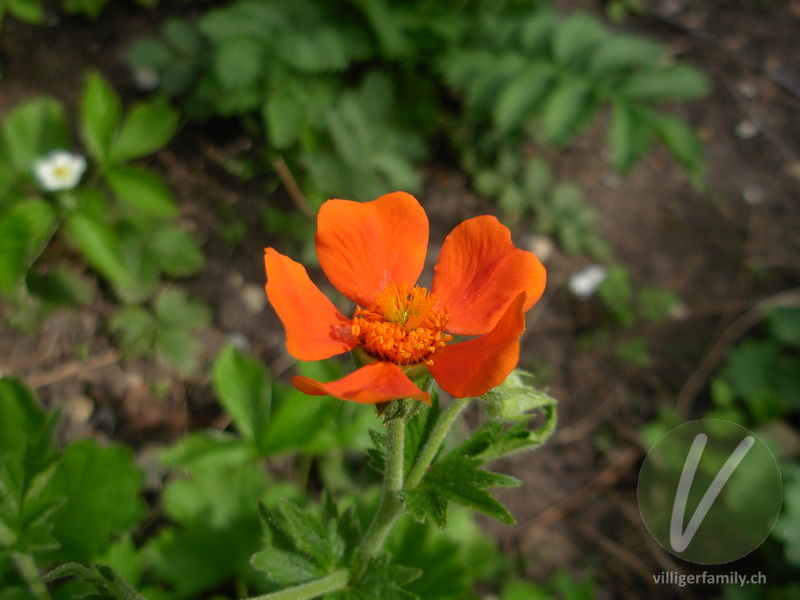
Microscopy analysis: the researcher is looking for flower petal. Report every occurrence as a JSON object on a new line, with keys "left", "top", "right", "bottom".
{"left": 293, "top": 361, "right": 431, "bottom": 404}
{"left": 429, "top": 293, "right": 526, "bottom": 398}
{"left": 432, "top": 216, "right": 546, "bottom": 335}
{"left": 264, "top": 248, "right": 357, "bottom": 361}
{"left": 316, "top": 192, "right": 429, "bottom": 307}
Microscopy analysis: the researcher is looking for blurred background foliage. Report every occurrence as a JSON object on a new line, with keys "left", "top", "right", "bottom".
{"left": 1, "top": 0, "right": 799, "bottom": 598}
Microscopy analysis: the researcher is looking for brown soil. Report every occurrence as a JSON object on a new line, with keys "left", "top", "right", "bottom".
{"left": 2, "top": 1, "right": 799, "bottom": 599}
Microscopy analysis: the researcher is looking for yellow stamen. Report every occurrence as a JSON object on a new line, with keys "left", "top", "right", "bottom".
{"left": 351, "top": 282, "right": 453, "bottom": 365}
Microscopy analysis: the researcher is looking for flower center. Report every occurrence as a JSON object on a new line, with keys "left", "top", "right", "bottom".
{"left": 54, "top": 165, "right": 71, "bottom": 181}
{"left": 351, "top": 282, "right": 453, "bottom": 365}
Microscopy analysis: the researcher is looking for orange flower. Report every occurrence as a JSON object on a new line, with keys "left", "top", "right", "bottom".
{"left": 264, "top": 192, "right": 546, "bottom": 404}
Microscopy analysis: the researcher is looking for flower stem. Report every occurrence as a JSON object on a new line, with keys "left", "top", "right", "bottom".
{"left": 405, "top": 396, "right": 472, "bottom": 490}
{"left": 352, "top": 414, "right": 406, "bottom": 576}
{"left": 14, "top": 552, "right": 50, "bottom": 600}
{"left": 247, "top": 569, "right": 350, "bottom": 600}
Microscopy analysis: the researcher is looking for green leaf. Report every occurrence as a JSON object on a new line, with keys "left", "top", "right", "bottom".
{"left": 64, "top": 212, "right": 136, "bottom": 293}
{"left": 146, "top": 223, "right": 204, "bottom": 277}
{"left": 108, "top": 306, "right": 155, "bottom": 358}
{"left": 768, "top": 307, "right": 800, "bottom": 347}
{"left": 26, "top": 268, "right": 94, "bottom": 307}
{"left": 0, "top": 213, "right": 29, "bottom": 292}
{"left": 9, "top": 198, "right": 58, "bottom": 262}
{"left": 608, "top": 102, "right": 653, "bottom": 174}
{"left": 104, "top": 165, "right": 178, "bottom": 216}
{"left": 541, "top": 76, "right": 593, "bottom": 145}
{"left": 406, "top": 451, "right": 520, "bottom": 526}
{"left": 5, "top": 0, "right": 45, "bottom": 23}
{"left": 155, "top": 325, "right": 204, "bottom": 372}
{"left": 646, "top": 111, "right": 705, "bottom": 188}
{"left": 345, "top": 553, "right": 421, "bottom": 600}
{"left": 43, "top": 563, "right": 148, "bottom": 600}
{"left": 589, "top": 36, "right": 665, "bottom": 78}
{"left": 552, "top": 13, "right": 609, "bottom": 66}
{"left": 276, "top": 27, "right": 351, "bottom": 72}
{"left": 211, "top": 345, "right": 271, "bottom": 455}
{"left": 623, "top": 65, "right": 709, "bottom": 102}
{"left": 500, "top": 580, "right": 552, "bottom": 600}
{"left": 264, "top": 93, "right": 304, "bottom": 149}
{"left": 108, "top": 101, "right": 179, "bottom": 164}
{"left": 154, "top": 287, "right": 211, "bottom": 329}
{"left": 494, "top": 62, "right": 556, "bottom": 132}
{"left": 213, "top": 36, "right": 264, "bottom": 90}
{"left": 80, "top": 73, "right": 122, "bottom": 164}
{"left": 149, "top": 463, "right": 267, "bottom": 597}
{"left": 250, "top": 547, "right": 324, "bottom": 586}
{"left": 159, "top": 430, "right": 250, "bottom": 471}
{"left": 41, "top": 439, "right": 146, "bottom": 563}
{"left": 2, "top": 97, "right": 70, "bottom": 175}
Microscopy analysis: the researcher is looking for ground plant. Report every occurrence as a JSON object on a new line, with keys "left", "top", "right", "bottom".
{"left": 1, "top": 0, "right": 797, "bottom": 599}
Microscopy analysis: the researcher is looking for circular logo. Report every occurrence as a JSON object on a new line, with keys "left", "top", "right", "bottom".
{"left": 638, "top": 419, "right": 782, "bottom": 564}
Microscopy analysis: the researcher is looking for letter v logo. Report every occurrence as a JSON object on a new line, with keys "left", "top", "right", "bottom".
{"left": 669, "top": 433, "right": 755, "bottom": 552}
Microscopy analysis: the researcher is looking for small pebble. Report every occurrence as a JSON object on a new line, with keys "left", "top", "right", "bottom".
{"left": 735, "top": 119, "right": 760, "bottom": 139}
{"left": 568, "top": 264, "right": 608, "bottom": 299}
{"left": 527, "top": 235, "right": 554, "bottom": 262}
{"left": 742, "top": 186, "right": 765, "bottom": 206}
{"left": 226, "top": 332, "right": 251, "bottom": 352}
{"left": 242, "top": 284, "right": 267, "bottom": 314}
{"left": 64, "top": 394, "right": 94, "bottom": 423}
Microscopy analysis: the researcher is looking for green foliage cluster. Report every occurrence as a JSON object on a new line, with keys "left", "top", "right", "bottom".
{"left": 0, "top": 0, "right": 156, "bottom": 24}
{"left": 128, "top": 0, "right": 708, "bottom": 239}
{"left": 0, "top": 73, "right": 207, "bottom": 369}
{"left": 642, "top": 305, "right": 800, "bottom": 598}
{"left": 2, "top": 349, "right": 562, "bottom": 600}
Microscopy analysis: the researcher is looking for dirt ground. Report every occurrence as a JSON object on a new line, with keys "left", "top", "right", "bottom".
{"left": 1, "top": 1, "right": 799, "bottom": 599}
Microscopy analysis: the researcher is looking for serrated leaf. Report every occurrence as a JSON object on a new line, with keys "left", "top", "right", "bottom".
{"left": 40, "top": 439, "right": 146, "bottom": 563}
{"left": 211, "top": 345, "right": 271, "bottom": 454}
{"left": 494, "top": 62, "right": 555, "bottom": 131}
{"left": 105, "top": 165, "right": 178, "bottom": 216}
{"left": 108, "top": 101, "right": 179, "bottom": 164}
{"left": 623, "top": 65, "right": 709, "bottom": 103}
{"left": 80, "top": 73, "right": 122, "bottom": 164}
{"left": 250, "top": 547, "right": 324, "bottom": 586}
{"left": 541, "top": 76, "right": 593, "bottom": 145}
{"left": 277, "top": 499, "right": 330, "bottom": 565}
{"left": 347, "top": 553, "right": 421, "bottom": 600}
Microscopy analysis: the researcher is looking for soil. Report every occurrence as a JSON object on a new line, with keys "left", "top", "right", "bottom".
{"left": 2, "top": 1, "right": 800, "bottom": 599}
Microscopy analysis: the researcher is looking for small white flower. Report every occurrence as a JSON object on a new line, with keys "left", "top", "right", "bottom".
{"left": 33, "top": 150, "right": 87, "bottom": 191}
{"left": 568, "top": 264, "right": 608, "bottom": 298}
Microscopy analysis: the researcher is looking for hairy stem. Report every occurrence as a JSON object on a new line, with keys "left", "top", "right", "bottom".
{"left": 351, "top": 413, "right": 407, "bottom": 581}
{"left": 247, "top": 568, "right": 350, "bottom": 600}
{"left": 405, "top": 396, "right": 471, "bottom": 490}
